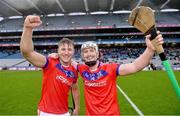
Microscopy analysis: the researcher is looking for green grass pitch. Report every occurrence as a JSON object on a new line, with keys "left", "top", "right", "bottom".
{"left": 0, "top": 70, "right": 180, "bottom": 115}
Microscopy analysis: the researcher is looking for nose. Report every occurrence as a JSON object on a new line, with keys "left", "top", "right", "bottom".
{"left": 64, "top": 50, "right": 69, "bottom": 54}
{"left": 86, "top": 52, "right": 93, "bottom": 58}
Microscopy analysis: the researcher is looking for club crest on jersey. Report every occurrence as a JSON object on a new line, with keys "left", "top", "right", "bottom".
{"left": 56, "top": 64, "right": 76, "bottom": 78}
{"left": 82, "top": 70, "right": 108, "bottom": 81}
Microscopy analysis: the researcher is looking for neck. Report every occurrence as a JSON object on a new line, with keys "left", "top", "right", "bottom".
{"left": 89, "top": 60, "right": 99, "bottom": 71}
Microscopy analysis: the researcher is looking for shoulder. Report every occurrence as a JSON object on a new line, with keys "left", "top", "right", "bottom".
{"left": 77, "top": 63, "right": 88, "bottom": 71}
{"left": 77, "top": 63, "right": 86, "bottom": 67}
{"left": 43, "top": 57, "right": 59, "bottom": 69}
{"left": 48, "top": 57, "right": 58, "bottom": 62}
{"left": 69, "top": 64, "right": 78, "bottom": 72}
{"left": 46, "top": 57, "right": 60, "bottom": 65}
{"left": 100, "top": 63, "right": 120, "bottom": 72}
{"left": 100, "top": 62, "right": 119, "bottom": 67}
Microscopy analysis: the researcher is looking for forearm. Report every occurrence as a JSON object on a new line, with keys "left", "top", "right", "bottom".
{"left": 119, "top": 34, "right": 163, "bottom": 76}
{"left": 72, "top": 85, "right": 80, "bottom": 113}
{"left": 19, "top": 16, "right": 46, "bottom": 67}
{"left": 20, "top": 27, "right": 34, "bottom": 57}
{"left": 133, "top": 47, "right": 155, "bottom": 71}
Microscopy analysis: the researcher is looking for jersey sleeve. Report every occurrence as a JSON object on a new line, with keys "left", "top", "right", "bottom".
{"left": 42, "top": 57, "right": 54, "bottom": 70}
{"left": 116, "top": 64, "right": 121, "bottom": 76}
{"left": 42, "top": 57, "right": 49, "bottom": 69}
{"left": 111, "top": 63, "right": 121, "bottom": 76}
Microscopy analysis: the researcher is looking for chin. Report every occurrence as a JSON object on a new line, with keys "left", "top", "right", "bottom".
{"left": 63, "top": 60, "right": 70, "bottom": 63}
{"left": 63, "top": 60, "right": 71, "bottom": 63}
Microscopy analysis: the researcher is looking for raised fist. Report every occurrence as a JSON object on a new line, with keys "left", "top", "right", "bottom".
{"left": 23, "top": 15, "right": 42, "bottom": 29}
{"left": 145, "top": 31, "right": 164, "bottom": 51}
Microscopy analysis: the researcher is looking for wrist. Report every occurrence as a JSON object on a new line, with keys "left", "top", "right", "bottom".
{"left": 146, "top": 47, "right": 155, "bottom": 54}
{"left": 23, "top": 25, "right": 33, "bottom": 30}
{"left": 75, "top": 106, "right": 80, "bottom": 110}
{"left": 74, "top": 107, "right": 80, "bottom": 111}
{"left": 23, "top": 26, "right": 33, "bottom": 33}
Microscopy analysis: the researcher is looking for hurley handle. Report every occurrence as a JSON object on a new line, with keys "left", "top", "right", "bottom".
{"left": 146, "top": 26, "right": 180, "bottom": 100}
{"left": 145, "top": 26, "right": 167, "bottom": 61}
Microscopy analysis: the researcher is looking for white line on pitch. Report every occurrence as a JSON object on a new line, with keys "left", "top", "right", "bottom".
{"left": 116, "top": 85, "right": 144, "bottom": 116}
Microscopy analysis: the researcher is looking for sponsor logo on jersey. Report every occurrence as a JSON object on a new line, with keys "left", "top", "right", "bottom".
{"left": 85, "top": 80, "right": 107, "bottom": 87}
{"left": 56, "top": 75, "right": 73, "bottom": 86}
{"left": 82, "top": 70, "right": 108, "bottom": 80}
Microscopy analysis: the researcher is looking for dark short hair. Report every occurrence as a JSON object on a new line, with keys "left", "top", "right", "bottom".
{"left": 58, "top": 38, "right": 74, "bottom": 47}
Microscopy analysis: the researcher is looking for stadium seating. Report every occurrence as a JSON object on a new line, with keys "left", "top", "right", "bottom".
{"left": 0, "top": 12, "right": 179, "bottom": 31}
{"left": 0, "top": 12, "right": 179, "bottom": 70}
{"left": 1, "top": 46, "right": 179, "bottom": 70}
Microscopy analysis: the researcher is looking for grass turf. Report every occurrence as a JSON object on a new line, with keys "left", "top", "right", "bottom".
{"left": 0, "top": 70, "right": 179, "bottom": 115}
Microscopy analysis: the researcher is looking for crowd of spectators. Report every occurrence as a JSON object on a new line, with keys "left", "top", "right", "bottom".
{"left": 0, "top": 46, "right": 179, "bottom": 68}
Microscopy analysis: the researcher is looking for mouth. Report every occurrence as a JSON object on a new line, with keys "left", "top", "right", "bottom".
{"left": 62, "top": 55, "right": 71, "bottom": 60}
{"left": 86, "top": 56, "right": 95, "bottom": 61}
{"left": 64, "top": 56, "right": 70, "bottom": 59}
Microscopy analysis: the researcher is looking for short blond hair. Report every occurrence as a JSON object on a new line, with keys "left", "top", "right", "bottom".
{"left": 58, "top": 38, "right": 74, "bottom": 47}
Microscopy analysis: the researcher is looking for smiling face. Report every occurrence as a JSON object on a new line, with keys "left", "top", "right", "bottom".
{"left": 81, "top": 41, "right": 99, "bottom": 67}
{"left": 82, "top": 47, "right": 99, "bottom": 63}
{"left": 58, "top": 38, "right": 74, "bottom": 66}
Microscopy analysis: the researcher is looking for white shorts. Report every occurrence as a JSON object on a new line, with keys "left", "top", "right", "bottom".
{"left": 38, "top": 109, "right": 70, "bottom": 116}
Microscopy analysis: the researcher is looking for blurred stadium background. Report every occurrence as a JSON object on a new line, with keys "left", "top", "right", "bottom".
{"left": 0, "top": 0, "right": 179, "bottom": 115}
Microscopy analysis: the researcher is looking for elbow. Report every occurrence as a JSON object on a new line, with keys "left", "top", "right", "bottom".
{"left": 20, "top": 46, "right": 27, "bottom": 57}
{"left": 21, "top": 51, "right": 29, "bottom": 59}
{"left": 131, "top": 64, "right": 140, "bottom": 73}
{"left": 131, "top": 62, "right": 142, "bottom": 73}
{"left": 20, "top": 47, "right": 31, "bottom": 59}
{"left": 133, "top": 62, "right": 149, "bottom": 72}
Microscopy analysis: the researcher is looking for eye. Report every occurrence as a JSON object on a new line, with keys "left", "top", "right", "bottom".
{"left": 83, "top": 49, "right": 88, "bottom": 53}
{"left": 61, "top": 48, "right": 66, "bottom": 51}
{"left": 68, "top": 48, "right": 73, "bottom": 51}
{"left": 90, "top": 49, "right": 95, "bottom": 52}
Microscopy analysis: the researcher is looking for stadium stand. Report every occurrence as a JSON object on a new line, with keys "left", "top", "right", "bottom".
{"left": 0, "top": 12, "right": 180, "bottom": 31}
{"left": 0, "top": 7, "right": 179, "bottom": 71}
{"left": 0, "top": 45, "right": 179, "bottom": 70}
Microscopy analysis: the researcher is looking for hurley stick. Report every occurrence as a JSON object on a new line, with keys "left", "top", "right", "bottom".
{"left": 128, "top": 6, "right": 180, "bottom": 100}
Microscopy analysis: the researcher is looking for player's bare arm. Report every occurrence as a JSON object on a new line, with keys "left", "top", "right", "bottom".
{"left": 71, "top": 83, "right": 80, "bottom": 115}
{"left": 119, "top": 32, "right": 164, "bottom": 76}
{"left": 20, "top": 15, "right": 46, "bottom": 68}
